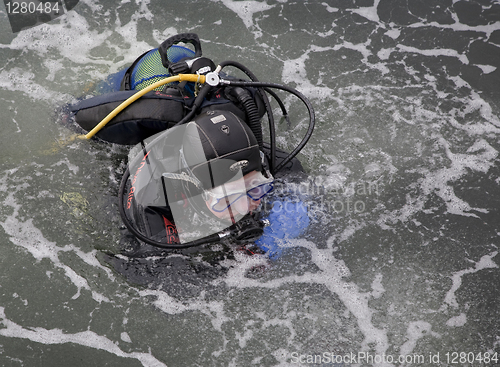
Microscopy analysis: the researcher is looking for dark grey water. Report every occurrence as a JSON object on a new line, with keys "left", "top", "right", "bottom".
{"left": 1, "top": 1, "right": 500, "bottom": 366}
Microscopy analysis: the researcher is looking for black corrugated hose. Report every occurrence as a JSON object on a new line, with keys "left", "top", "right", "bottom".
{"left": 218, "top": 60, "right": 278, "bottom": 173}
{"left": 227, "top": 86, "right": 263, "bottom": 148}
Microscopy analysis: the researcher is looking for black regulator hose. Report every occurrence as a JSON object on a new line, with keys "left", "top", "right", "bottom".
{"left": 228, "top": 87, "right": 263, "bottom": 148}
{"left": 221, "top": 80, "right": 315, "bottom": 174}
{"left": 173, "top": 83, "right": 212, "bottom": 128}
{"left": 118, "top": 166, "right": 221, "bottom": 249}
{"left": 263, "top": 87, "right": 291, "bottom": 127}
{"left": 218, "top": 60, "right": 277, "bottom": 173}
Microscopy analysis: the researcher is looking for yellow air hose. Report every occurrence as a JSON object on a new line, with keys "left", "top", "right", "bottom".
{"left": 81, "top": 74, "right": 206, "bottom": 140}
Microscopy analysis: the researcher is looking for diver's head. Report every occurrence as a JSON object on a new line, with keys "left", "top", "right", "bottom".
{"left": 181, "top": 111, "right": 273, "bottom": 219}
{"left": 204, "top": 170, "right": 273, "bottom": 219}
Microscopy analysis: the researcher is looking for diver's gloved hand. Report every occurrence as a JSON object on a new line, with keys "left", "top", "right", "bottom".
{"left": 254, "top": 200, "right": 310, "bottom": 259}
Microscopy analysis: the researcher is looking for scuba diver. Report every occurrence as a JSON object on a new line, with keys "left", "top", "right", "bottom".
{"left": 70, "top": 33, "right": 314, "bottom": 258}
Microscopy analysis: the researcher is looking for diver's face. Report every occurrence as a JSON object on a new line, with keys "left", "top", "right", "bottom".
{"left": 207, "top": 196, "right": 262, "bottom": 220}
{"left": 205, "top": 170, "right": 271, "bottom": 220}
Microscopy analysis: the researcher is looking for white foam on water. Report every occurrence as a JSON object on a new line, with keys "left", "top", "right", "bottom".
{"left": 408, "top": 17, "right": 500, "bottom": 39}
{"left": 0, "top": 1, "right": 162, "bottom": 96}
{"left": 448, "top": 88, "right": 500, "bottom": 132}
{"left": 60, "top": 246, "right": 116, "bottom": 282}
{"left": 113, "top": 1, "right": 156, "bottom": 60}
{"left": 347, "top": 0, "right": 381, "bottom": 24}
{"left": 335, "top": 40, "right": 391, "bottom": 75}
{"left": 133, "top": 289, "right": 182, "bottom": 315}
{"left": 379, "top": 138, "right": 498, "bottom": 227}
{"left": 3, "top": 12, "right": 113, "bottom": 66}
{"left": 43, "top": 59, "right": 64, "bottom": 82}
{"left": 396, "top": 44, "right": 469, "bottom": 65}
{"left": 321, "top": 2, "right": 339, "bottom": 13}
{"left": 12, "top": 293, "right": 28, "bottom": 306}
{"left": 121, "top": 331, "right": 133, "bottom": 343}
{"left": 371, "top": 273, "right": 385, "bottom": 299}
{"left": 424, "top": 138, "right": 497, "bottom": 218}
{"left": 281, "top": 46, "right": 339, "bottom": 101}
{"left": 76, "top": 0, "right": 103, "bottom": 12}
{"left": 138, "top": 285, "right": 232, "bottom": 358}
{"left": 446, "top": 313, "right": 467, "bottom": 327}
{"left": 235, "top": 327, "right": 254, "bottom": 349}
{"left": 475, "top": 64, "right": 497, "bottom": 74}
{"left": 398, "top": 321, "right": 440, "bottom": 357}
{"left": 442, "top": 252, "right": 498, "bottom": 309}
{"left": 152, "top": 27, "right": 179, "bottom": 46}
{"left": 137, "top": 264, "right": 231, "bottom": 333}
{"left": 53, "top": 157, "right": 80, "bottom": 175}
{"left": 328, "top": 221, "right": 367, "bottom": 244}
{"left": 222, "top": 240, "right": 392, "bottom": 364}
{"left": 131, "top": 241, "right": 393, "bottom": 364}
{"left": 0, "top": 307, "right": 167, "bottom": 367}
{"left": 377, "top": 48, "right": 393, "bottom": 60}
{"left": 0, "top": 68, "right": 71, "bottom": 102}
{"left": 385, "top": 28, "right": 401, "bottom": 40}
{"left": 0, "top": 171, "right": 110, "bottom": 303}
{"left": 218, "top": 0, "right": 274, "bottom": 30}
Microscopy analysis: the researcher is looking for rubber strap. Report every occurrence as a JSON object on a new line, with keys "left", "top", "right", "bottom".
{"left": 159, "top": 33, "right": 202, "bottom": 69}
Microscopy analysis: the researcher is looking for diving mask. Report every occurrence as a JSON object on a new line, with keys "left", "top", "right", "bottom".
{"left": 207, "top": 170, "right": 274, "bottom": 213}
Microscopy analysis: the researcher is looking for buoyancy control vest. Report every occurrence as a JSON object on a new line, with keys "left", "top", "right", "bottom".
{"left": 71, "top": 46, "right": 266, "bottom": 145}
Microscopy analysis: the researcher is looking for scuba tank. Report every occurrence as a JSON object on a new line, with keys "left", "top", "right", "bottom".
{"left": 70, "top": 33, "right": 315, "bottom": 249}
